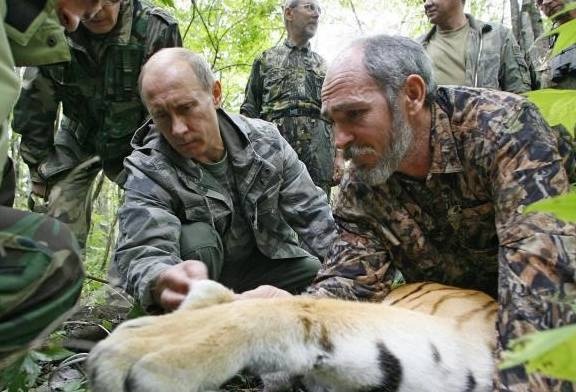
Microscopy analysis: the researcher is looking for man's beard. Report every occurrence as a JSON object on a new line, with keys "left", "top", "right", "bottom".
{"left": 344, "top": 104, "right": 413, "bottom": 186}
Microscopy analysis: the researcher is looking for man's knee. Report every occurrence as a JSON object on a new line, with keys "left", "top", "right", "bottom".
{"left": 180, "top": 222, "right": 224, "bottom": 280}
{"left": 0, "top": 209, "right": 84, "bottom": 366}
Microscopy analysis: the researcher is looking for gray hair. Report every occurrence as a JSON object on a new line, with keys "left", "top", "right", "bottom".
{"left": 354, "top": 35, "right": 436, "bottom": 107}
{"left": 139, "top": 48, "right": 215, "bottom": 97}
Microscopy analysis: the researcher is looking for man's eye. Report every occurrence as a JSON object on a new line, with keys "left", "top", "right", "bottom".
{"left": 153, "top": 112, "right": 168, "bottom": 121}
{"left": 347, "top": 110, "right": 363, "bottom": 119}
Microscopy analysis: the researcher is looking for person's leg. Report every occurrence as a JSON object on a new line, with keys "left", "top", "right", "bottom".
{"left": 0, "top": 206, "right": 83, "bottom": 370}
{"left": 220, "top": 249, "right": 320, "bottom": 294}
{"left": 179, "top": 222, "right": 224, "bottom": 281}
{"left": 46, "top": 157, "right": 101, "bottom": 251}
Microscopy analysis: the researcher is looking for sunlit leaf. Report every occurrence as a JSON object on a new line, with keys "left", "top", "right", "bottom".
{"left": 524, "top": 89, "right": 576, "bottom": 137}
{"left": 156, "top": 0, "right": 175, "bottom": 8}
{"left": 524, "top": 192, "right": 576, "bottom": 222}
{"left": 500, "top": 324, "right": 576, "bottom": 382}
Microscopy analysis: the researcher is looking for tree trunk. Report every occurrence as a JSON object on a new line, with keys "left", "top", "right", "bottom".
{"left": 510, "top": 0, "right": 522, "bottom": 44}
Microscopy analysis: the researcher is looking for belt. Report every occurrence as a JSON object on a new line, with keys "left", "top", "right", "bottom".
{"left": 265, "top": 107, "right": 322, "bottom": 121}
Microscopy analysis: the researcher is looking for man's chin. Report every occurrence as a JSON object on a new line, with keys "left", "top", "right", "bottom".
{"left": 352, "top": 164, "right": 392, "bottom": 186}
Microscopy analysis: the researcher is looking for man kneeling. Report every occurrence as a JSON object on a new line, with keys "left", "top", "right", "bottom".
{"left": 113, "top": 48, "right": 337, "bottom": 313}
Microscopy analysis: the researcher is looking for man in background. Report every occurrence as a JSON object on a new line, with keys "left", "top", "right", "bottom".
{"left": 12, "top": 0, "right": 181, "bottom": 251}
{"left": 419, "top": 0, "right": 532, "bottom": 93}
{"left": 240, "top": 0, "right": 336, "bottom": 196}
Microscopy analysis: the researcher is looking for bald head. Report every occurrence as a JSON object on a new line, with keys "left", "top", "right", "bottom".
{"left": 139, "top": 48, "right": 215, "bottom": 104}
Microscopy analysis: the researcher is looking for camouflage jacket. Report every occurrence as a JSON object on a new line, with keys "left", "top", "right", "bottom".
{"left": 11, "top": 0, "right": 181, "bottom": 182}
{"left": 308, "top": 88, "right": 576, "bottom": 386}
{"left": 240, "top": 40, "right": 326, "bottom": 120}
{"left": 115, "top": 109, "right": 337, "bottom": 308}
{"left": 1, "top": 0, "right": 70, "bottom": 185}
{"left": 419, "top": 14, "right": 531, "bottom": 93}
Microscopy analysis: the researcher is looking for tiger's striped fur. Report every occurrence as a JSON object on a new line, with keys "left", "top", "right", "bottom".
{"left": 87, "top": 280, "right": 497, "bottom": 392}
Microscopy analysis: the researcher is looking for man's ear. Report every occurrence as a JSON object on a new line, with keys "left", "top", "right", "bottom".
{"left": 402, "top": 74, "right": 427, "bottom": 116}
{"left": 212, "top": 80, "right": 222, "bottom": 107}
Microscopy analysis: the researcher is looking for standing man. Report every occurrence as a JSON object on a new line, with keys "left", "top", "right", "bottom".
{"left": 1, "top": 0, "right": 106, "bottom": 371}
{"left": 531, "top": 0, "right": 576, "bottom": 89}
{"left": 12, "top": 0, "right": 182, "bottom": 250}
{"left": 307, "top": 35, "right": 574, "bottom": 390}
{"left": 240, "top": 0, "right": 335, "bottom": 196}
{"left": 114, "top": 48, "right": 336, "bottom": 313}
{"left": 419, "top": 0, "right": 532, "bottom": 93}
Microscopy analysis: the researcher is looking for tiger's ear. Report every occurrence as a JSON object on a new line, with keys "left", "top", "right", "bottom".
{"left": 179, "top": 280, "right": 235, "bottom": 311}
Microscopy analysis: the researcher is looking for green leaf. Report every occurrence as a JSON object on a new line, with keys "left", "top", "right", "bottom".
{"left": 524, "top": 192, "right": 576, "bottom": 223}
{"left": 500, "top": 324, "right": 576, "bottom": 382}
{"left": 20, "top": 354, "right": 42, "bottom": 387}
{"left": 548, "top": 7, "right": 576, "bottom": 55}
{"left": 156, "top": 0, "right": 175, "bottom": 8}
{"left": 523, "top": 89, "right": 576, "bottom": 137}
{"left": 30, "top": 346, "right": 74, "bottom": 363}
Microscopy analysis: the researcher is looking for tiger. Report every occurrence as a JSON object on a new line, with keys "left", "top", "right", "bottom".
{"left": 87, "top": 280, "right": 497, "bottom": 392}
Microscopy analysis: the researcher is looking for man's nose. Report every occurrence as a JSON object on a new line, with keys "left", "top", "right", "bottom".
{"left": 60, "top": 0, "right": 103, "bottom": 32}
{"left": 334, "top": 125, "right": 354, "bottom": 149}
{"left": 171, "top": 116, "right": 188, "bottom": 137}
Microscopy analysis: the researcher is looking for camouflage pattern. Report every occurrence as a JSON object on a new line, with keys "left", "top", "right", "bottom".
{"left": 240, "top": 40, "right": 334, "bottom": 193}
{"left": 0, "top": 208, "right": 84, "bottom": 370}
{"left": 114, "top": 109, "right": 337, "bottom": 309}
{"left": 308, "top": 86, "right": 576, "bottom": 391}
{"left": 419, "top": 14, "right": 532, "bottom": 93}
{"left": 0, "top": 0, "right": 83, "bottom": 370}
{"left": 11, "top": 0, "right": 181, "bottom": 249}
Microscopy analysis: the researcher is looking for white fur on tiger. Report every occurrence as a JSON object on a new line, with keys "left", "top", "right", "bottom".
{"left": 87, "top": 281, "right": 497, "bottom": 392}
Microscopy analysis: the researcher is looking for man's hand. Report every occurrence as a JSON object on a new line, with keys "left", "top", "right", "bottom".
{"left": 153, "top": 260, "right": 208, "bottom": 311}
{"left": 235, "top": 285, "right": 292, "bottom": 300}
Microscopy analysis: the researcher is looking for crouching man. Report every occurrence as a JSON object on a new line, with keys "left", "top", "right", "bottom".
{"left": 112, "top": 48, "right": 337, "bottom": 313}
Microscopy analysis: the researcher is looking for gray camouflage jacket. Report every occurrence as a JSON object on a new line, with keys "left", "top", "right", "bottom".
{"left": 419, "top": 14, "right": 531, "bottom": 93}
{"left": 115, "top": 109, "right": 337, "bottom": 308}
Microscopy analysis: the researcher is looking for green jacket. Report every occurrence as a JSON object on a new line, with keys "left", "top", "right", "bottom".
{"left": 0, "top": 0, "right": 70, "bottom": 185}
{"left": 115, "top": 110, "right": 337, "bottom": 308}
{"left": 12, "top": 0, "right": 181, "bottom": 182}
{"left": 419, "top": 14, "right": 532, "bottom": 93}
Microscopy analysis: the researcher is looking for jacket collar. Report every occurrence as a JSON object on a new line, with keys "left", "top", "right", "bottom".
{"left": 131, "top": 109, "right": 273, "bottom": 185}
{"left": 421, "top": 13, "right": 492, "bottom": 43}
{"left": 284, "top": 39, "right": 311, "bottom": 52}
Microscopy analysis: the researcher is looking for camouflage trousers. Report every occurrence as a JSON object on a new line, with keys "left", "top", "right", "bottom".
{"left": 32, "top": 157, "right": 102, "bottom": 253}
{"left": 30, "top": 125, "right": 125, "bottom": 252}
{"left": 0, "top": 206, "right": 83, "bottom": 370}
{"left": 179, "top": 222, "right": 320, "bottom": 294}
{"left": 272, "top": 116, "right": 334, "bottom": 197}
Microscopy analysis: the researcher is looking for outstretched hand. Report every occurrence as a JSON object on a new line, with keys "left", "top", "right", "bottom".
{"left": 153, "top": 260, "right": 209, "bottom": 311}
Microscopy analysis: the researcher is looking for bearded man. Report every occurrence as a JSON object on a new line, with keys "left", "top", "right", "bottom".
{"left": 306, "top": 35, "right": 575, "bottom": 391}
